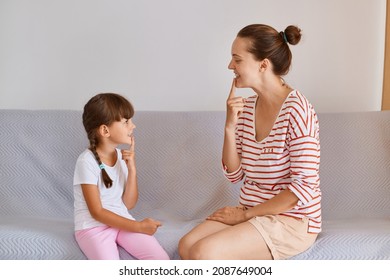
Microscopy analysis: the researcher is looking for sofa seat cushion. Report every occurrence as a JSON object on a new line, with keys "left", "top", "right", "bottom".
{"left": 0, "top": 216, "right": 85, "bottom": 260}
{"left": 291, "top": 218, "right": 390, "bottom": 259}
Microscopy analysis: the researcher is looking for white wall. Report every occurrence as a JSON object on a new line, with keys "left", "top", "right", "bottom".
{"left": 0, "top": 0, "right": 386, "bottom": 113}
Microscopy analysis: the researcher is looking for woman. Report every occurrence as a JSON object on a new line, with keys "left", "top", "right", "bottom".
{"left": 179, "top": 24, "right": 321, "bottom": 260}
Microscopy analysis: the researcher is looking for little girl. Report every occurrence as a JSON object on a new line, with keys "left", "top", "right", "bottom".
{"left": 73, "top": 93, "right": 169, "bottom": 260}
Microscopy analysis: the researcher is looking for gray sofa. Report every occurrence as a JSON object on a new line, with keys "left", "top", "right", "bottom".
{"left": 0, "top": 109, "right": 389, "bottom": 260}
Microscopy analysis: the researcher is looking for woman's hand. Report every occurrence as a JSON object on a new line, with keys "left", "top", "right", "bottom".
{"left": 225, "top": 78, "right": 245, "bottom": 129}
{"left": 121, "top": 136, "right": 136, "bottom": 170}
{"left": 206, "top": 206, "right": 248, "bottom": 225}
{"left": 138, "top": 218, "right": 162, "bottom": 235}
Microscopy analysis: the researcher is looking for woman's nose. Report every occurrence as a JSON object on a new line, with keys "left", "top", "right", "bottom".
{"left": 228, "top": 60, "right": 234, "bottom": 70}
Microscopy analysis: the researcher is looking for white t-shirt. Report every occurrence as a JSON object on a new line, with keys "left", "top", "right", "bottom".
{"left": 73, "top": 148, "right": 135, "bottom": 231}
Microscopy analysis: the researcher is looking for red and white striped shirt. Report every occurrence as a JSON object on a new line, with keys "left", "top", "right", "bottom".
{"left": 223, "top": 90, "right": 321, "bottom": 233}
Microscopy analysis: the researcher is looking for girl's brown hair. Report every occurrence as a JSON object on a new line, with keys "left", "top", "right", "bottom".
{"left": 82, "top": 93, "right": 134, "bottom": 188}
{"left": 237, "top": 24, "right": 302, "bottom": 76}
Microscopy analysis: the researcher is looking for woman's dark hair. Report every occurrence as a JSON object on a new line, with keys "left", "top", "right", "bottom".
{"left": 237, "top": 24, "right": 302, "bottom": 76}
{"left": 82, "top": 93, "right": 134, "bottom": 188}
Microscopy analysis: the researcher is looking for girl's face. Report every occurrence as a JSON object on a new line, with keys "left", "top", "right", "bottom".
{"left": 107, "top": 118, "right": 136, "bottom": 146}
{"left": 228, "top": 37, "right": 262, "bottom": 88}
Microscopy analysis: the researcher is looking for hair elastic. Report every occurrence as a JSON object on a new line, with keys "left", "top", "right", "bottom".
{"left": 280, "top": 31, "right": 288, "bottom": 44}
{"left": 99, "top": 163, "right": 105, "bottom": 170}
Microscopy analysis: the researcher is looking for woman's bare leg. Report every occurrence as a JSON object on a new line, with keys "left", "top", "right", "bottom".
{"left": 179, "top": 220, "right": 272, "bottom": 260}
{"left": 179, "top": 220, "right": 229, "bottom": 260}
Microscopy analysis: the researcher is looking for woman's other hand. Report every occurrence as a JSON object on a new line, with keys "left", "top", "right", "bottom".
{"left": 207, "top": 206, "right": 248, "bottom": 225}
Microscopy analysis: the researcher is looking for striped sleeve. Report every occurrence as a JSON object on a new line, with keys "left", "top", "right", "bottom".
{"left": 222, "top": 162, "right": 244, "bottom": 183}
{"left": 221, "top": 101, "right": 251, "bottom": 184}
{"left": 287, "top": 94, "right": 320, "bottom": 206}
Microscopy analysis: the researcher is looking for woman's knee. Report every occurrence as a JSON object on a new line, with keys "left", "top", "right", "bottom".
{"left": 178, "top": 233, "right": 207, "bottom": 260}
{"left": 178, "top": 235, "right": 192, "bottom": 260}
{"left": 187, "top": 239, "right": 221, "bottom": 260}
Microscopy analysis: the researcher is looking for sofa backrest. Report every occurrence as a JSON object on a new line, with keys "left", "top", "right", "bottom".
{"left": 0, "top": 110, "right": 86, "bottom": 219}
{"left": 0, "top": 110, "right": 389, "bottom": 222}
{"left": 130, "top": 111, "right": 238, "bottom": 221}
{"left": 318, "top": 111, "right": 390, "bottom": 220}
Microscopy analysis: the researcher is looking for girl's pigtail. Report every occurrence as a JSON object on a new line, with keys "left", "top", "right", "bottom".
{"left": 90, "top": 139, "right": 113, "bottom": 188}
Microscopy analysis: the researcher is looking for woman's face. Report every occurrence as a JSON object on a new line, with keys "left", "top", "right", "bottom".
{"left": 228, "top": 37, "right": 262, "bottom": 89}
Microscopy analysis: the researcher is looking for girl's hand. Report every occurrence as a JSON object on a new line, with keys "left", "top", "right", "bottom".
{"left": 225, "top": 78, "right": 245, "bottom": 129}
{"left": 138, "top": 218, "right": 162, "bottom": 235}
{"left": 121, "top": 136, "right": 136, "bottom": 170}
{"left": 206, "top": 206, "right": 247, "bottom": 225}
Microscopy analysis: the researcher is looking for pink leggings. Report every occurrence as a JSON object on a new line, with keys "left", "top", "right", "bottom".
{"left": 75, "top": 226, "right": 170, "bottom": 260}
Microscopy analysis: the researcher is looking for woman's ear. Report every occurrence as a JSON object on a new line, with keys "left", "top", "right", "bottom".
{"left": 259, "top": 59, "right": 270, "bottom": 72}
{"left": 98, "top": 124, "right": 110, "bottom": 137}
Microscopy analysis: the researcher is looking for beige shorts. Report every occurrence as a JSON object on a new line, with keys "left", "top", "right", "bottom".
{"left": 248, "top": 215, "right": 318, "bottom": 260}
